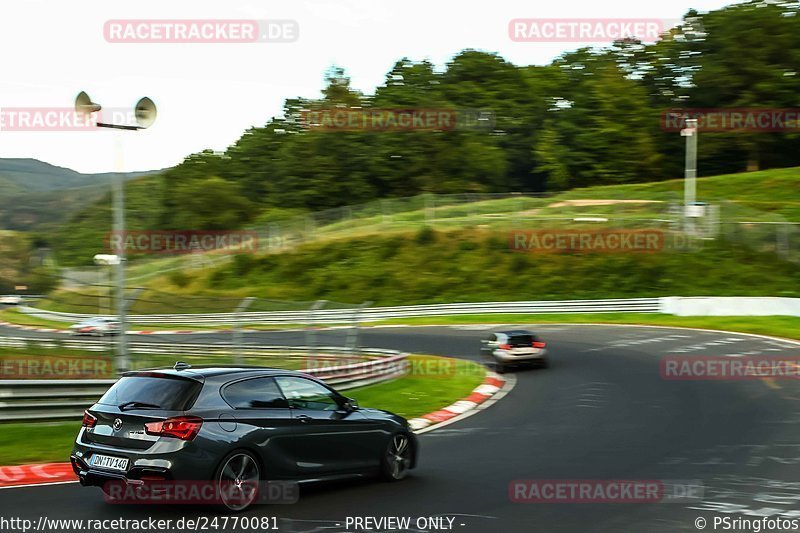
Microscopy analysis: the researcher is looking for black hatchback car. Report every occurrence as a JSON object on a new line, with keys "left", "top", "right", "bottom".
{"left": 71, "top": 364, "right": 417, "bottom": 510}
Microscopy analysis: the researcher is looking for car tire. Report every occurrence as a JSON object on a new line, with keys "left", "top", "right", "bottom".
{"left": 214, "top": 450, "right": 262, "bottom": 512}
{"left": 381, "top": 432, "right": 413, "bottom": 481}
{"left": 539, "top": 357, "right": 550, "bottom": 369}
{"left": 494, "top": 360, "right": 506, "bottom": 374}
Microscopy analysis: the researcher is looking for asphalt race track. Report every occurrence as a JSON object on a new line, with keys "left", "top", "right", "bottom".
{"left": 2, "top": 323, "right": 800, "bottom": 532}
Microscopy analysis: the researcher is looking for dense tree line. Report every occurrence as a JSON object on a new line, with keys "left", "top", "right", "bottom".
{"left": 51, "top": 0, "right": 800, "bottom": 265}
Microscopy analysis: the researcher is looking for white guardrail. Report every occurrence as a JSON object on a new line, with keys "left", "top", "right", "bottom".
{"left": 19, "top": 298, "right": 663, "bottom": 325}
{"left": 0, "top": 347, "right": 408, "bottom": 423}
{"left": 20, "top": 297, "right": 800, "bottom": 324}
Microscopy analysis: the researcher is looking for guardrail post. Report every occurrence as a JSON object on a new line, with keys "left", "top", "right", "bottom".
{"left": 346, "top": 301, "right": 372, "bottom": 354}
{"left": 232, "top": 297, "right": 256, "bottom": 365}
{"left": 381, "top": 199, "right": 391, "bottom": 227}
{"left": 305, "top": 300, "right": 327, "bottom": 354}
{"left": 305, "top": 215, "right": 316, "bottom": 243}
{"left": 776, "top": 223, "right": 791, "bottom": 259}
{"left": 424, "top": 193, "right": 435, "bottom": 225}
{"left": 117, "top": 287, "right": 142, "bottom": 373}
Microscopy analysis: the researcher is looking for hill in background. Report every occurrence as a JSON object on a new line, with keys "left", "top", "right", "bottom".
{"left": 0, "top": 158, "right": 165, "bottom": 231}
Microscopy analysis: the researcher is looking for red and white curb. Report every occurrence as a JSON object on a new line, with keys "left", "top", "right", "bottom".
{"left": 0, "top": 321, "right": 62, "bottom": 333}
{"left": 0, "top": 321, "right": 244, "bottom": 336}
{"left": 407, "top": 372, "right": 507, "bottom": 432}
{"left": 0, "top": 463, "right": 76, "bottom": 489}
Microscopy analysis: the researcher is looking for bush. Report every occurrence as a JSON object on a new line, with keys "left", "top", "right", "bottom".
{"left": 169, "top": 270, "right": 192, "bottom": 288}
{"left": 415, "top": 226, "right": 437, "bottom": 245}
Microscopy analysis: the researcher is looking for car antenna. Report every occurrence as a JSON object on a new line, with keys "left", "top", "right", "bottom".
{"left": 174, "top": 361, "right": 192, "bottom": 370}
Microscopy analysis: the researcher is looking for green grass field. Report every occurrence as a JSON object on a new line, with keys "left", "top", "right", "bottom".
{"left": 274, "top": 167, "right": 800, "bottom": 239}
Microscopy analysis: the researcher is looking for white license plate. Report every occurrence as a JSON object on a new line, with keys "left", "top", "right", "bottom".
{"left": 510, "top": 348, "right": 535, "bottom": 355}
{"left": 90, "top": 454, "right": 129, "bottom": 472}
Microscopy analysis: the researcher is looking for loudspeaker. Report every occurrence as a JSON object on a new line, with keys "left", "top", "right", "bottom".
{"left": 75, "top": 91, "right": 101, "bottom": 116}
{"left": 135, "top": 97, "right": 157, "bottom": 129}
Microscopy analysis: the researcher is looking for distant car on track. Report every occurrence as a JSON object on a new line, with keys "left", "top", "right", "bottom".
{"left": 71, "top": 364, "right": 417, "bottom": 511}
{"left": 69, "top": 317, "right": 120, "bottom": 336}
{"left": 480, "top": 329, "right": 548, "bottom": 373}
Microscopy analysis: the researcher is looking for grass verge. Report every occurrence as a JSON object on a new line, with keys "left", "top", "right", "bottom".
{"left": 0, "top": 423, "right": 81, "bottom": 466}
{"left": 368, "top": 313, "right": 800, "bottom": 341}
{"left": 347, "top": 354, "right": 486, "bottom": 420}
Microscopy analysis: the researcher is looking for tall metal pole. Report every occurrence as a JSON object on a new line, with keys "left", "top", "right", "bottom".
{"left": 684, "top": 118, "right": 698, "bottom": 209}
{"left": 75, "top": 90, "right": 156, "bottom": 375}
{"left": 113, "top": 134, "right": 129, "bottom": 373}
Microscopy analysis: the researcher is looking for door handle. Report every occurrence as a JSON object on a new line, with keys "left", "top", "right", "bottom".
{"left": 296, "top": 415, "right": 312, "bottom": 423}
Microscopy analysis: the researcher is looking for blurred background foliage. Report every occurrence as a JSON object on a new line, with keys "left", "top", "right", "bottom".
{"left": 32, "top": 0, "right": 800, "bottom": 267}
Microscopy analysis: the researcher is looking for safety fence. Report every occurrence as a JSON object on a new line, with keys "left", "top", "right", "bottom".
{"left": 0, "top": 347, "right": 408, "bottom": 423}
{"left": 19, "top": 298, "right": 661, "bottom": 326}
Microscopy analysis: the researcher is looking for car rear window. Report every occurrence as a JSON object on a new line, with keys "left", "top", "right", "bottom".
{"left": 509, "top": 334, "right": 536, "bottom": 345}
{"left": 98, "top": 375, "right": 202, "bottom": 411}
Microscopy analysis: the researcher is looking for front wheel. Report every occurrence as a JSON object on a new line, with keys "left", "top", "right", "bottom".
{"left": 381, "top": 433, "right": 413, "bottom": 481}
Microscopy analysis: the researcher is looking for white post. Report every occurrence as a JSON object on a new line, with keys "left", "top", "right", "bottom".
{"left": 683, "top": 118, "right": 698, "bottom": 210}
{"left": 113, "top": 134, "right": 129, "bottom": 373}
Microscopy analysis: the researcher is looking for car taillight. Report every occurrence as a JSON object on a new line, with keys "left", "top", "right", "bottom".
{"left": 82, "top": 411, "right": 97, "bottom": 428}
{"left": 144, "top": 416, "right": 203, "bottom": 441}
{"left": 533, "top": 341, "right": 546, "bottom": 349}
{"left": 499, "top": 343, "right": 511, "bottom": 350}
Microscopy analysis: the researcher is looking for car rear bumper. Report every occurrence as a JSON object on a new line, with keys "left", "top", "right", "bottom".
{"left": 494, "top": 349, "right": 547, "bottom": 362}
{"left": 70, "top": 454, "right": 174, "bottom": 487}
{"left": 71, "top": 434, "right": 216, "bottom": 486}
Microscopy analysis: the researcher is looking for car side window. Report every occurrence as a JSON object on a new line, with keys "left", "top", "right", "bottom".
{"left": 275, "top": 376, "right": 341, "bottom": 411}
{"left": 223, "top": 377, "right": 289, "bottom": 409}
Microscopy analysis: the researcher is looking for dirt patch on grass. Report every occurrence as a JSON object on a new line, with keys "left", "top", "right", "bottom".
{"left": 546, "top": 199, "right": 663, "bottom": 208}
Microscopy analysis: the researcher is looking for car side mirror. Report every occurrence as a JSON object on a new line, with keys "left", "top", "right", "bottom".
{"left": 342, "top": 397, "right": 359, "bottom": 411}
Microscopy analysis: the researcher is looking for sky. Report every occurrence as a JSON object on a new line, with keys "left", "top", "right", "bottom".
{"left": 0, "top": 0, "right": 743, "bottom": 174}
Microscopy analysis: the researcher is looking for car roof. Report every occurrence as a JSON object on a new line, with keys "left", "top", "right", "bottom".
{"left": 495, "top": 329, "right": 535, "bottom": 336}
{"left": 123, "top": 366, "right": 313, "bottom": 380}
